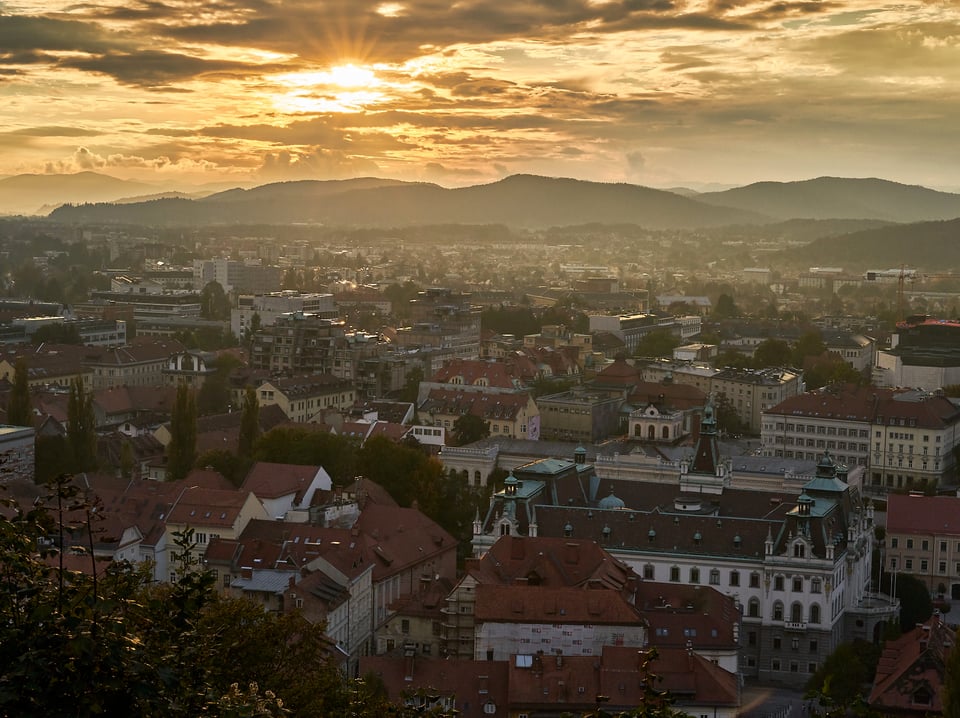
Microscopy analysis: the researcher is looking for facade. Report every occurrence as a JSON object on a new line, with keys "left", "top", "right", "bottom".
{"left": 886, "top": 493, "right": 960, "bottom": 598}
{"left": 762, "top": 385, "right": 960, "bottom": 498}
{"left": 537, "top": 388, "right": 621, "bottom": 442}
{"left": 249, "top": 313, "right": 346, "bottom": 374}
{"left": 588, "top": 313, "right": 667, "bottom": 355}
{"left": 256, "top": 374, "right": 356, "bottom": 422}
{"left": 194, "top": 258, "right": 283, "bottom": 294}
{"left": 394, "top": 288, "right": 481, "bottom": 361}
{"left": 84, "top": 337, "right": 187, "bottom": 390}
{"left": 471, "top": 406, "right": 899, "bottom": 687}
{"left": 875, "top": 316, "right": 960, "bottom": 389}
{"left": 231, "top": 291, "right": 337, "bottom": 339}
{"left": 88, "top": 290, "right": 202, "bottom": 321}
{"left": 419, "top": 388, "right": 540, "bottom": 442}
{"left": 0, "top": 424, "right": 36, "bottom": 483}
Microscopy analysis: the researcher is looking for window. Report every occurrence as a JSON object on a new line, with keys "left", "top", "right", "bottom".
{"left": 774, "top": 575, "right": 784, "bottom": 591}
{"left": 940, "top": 561, "right": 947, "bottom": 574}
{"left": 401, "top": 619, "right": 410, "bottom": 635}
{"left": 750, "top": 573, "right": 761, "bottom": 588}
{"left": 907, "top": 539, "right": 914, "bottom": 549}
{"left": 773, "top": 637, "right": 782, "bottom": 649}
{"left": 941, "top": 541, "right": 948, "bottom": 552}
{"left": 670, "top": 566, "right": 680, "bottom": 582}
{"left": 709, "top": 569, "right": 720, "bottom": 585}
{"left": 748, "top": 631, "right": 757, "bottom": 646}
{"left": 921, "top": 559, "right": 929, "bottom": 572}
{"left": 792, "top": 577, "right": 803, "bottom": 592}
{"left": 891, "top": 537, "right": 898, "bottom": 548}
{"left": 748, "top": 598, "right": 760, "bottom": 618}
{"left": 811, "top": 578, "right": 822, "bottom": 594}
{"left": 922, "top": 540, "right": 929, "bottom": 551}
{"left": 730, "top": 570, "right": 740, "bottom": 587}
{"left": 643, "top": 564, "right": 654, "bottom": 580}
{"left": 809, "top": 640, "right": 818, "bottom": 653}
{"left": 905, "top": 559, "right": 913, "bottom": 571}
{"left": 689, "top": 567, "right": 700, "bottom": 584}
{"left": 773, "top": 601, "right": 784, "bottom": 621}
{"left": 791, "top": 603, "right": 803, "bottom": 623}
{"left": 810, "top": 604, "right": 821, "bottom": 624}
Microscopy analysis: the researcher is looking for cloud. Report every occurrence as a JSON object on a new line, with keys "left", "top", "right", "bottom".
{"left": 258, "top": 148, "right": 380, "bottom": 180}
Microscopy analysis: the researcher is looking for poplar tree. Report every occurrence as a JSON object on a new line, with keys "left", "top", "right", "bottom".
{"left": 238, "top": 386, "right": 260, "bottom": 458}
{"left": 168, "top": 382, "right": 197, "bottom": 481}
{"left": 67, "top": 376, "right": 98, "bottom": 471}
{"left": 5, "top": 358, "right": 32, "bottom": 427}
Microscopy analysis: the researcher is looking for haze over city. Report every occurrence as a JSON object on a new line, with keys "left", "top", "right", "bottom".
{"left": 3, "top": 0, "right": 960, "bottom": 190}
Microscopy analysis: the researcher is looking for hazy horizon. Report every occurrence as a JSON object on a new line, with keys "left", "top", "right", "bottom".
{"left": 3, "top": 1, "right": 960, "bottom": 192}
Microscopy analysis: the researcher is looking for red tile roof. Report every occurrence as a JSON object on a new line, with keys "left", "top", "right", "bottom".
{"left": 474, "top": 584, "right": 644, "bottom": 625}
{"left": 869, "top": 613, "right": 953, "bottom": 713}
{"left": 241, "top": 461, "right": 325, "bottom": 501}
{"left": 887, "top": 493, "right": 960, "bottom": 535}
{"left": 420, "top": 388, "right": 531, "bottom": 422}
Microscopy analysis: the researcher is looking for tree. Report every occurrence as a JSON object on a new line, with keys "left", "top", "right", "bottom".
{"left": 944, "top": 627, "right": 960, "bottom": 718}
{"left": 879, "top": 571, "right": 933, "bottom": 631}
{"left": 119, "top": 440, "right": 136, "bottom": 479}
{"left": 238, "top": 386, "right": 260, "bottom": 458}
{"left": 451, "top": 413, "right": 490, "bottom": 446}
{"left": 0, "top": 478, "right": 353, "bottom": 716}
{"left": 806, "top": 640, "right": 880, "bottom": 713}
{"left": 634, "top": 328, "right": 680, "bottom": 359}
{"left": 398, "top": 366, "right": 424, "bottom": 404}
{"left": 6, "top": 357, "right": 32, "bottom": 427}
{"left": 254, "top": 426, "right": 358, "bottom": 484}
{"left": 67, "top": 376, "right": 97, "bottom": 472}
{"left": 793, "top": 330, "right": 827, "bottom": 366}
{"left": 168, "top": 383, "right": 198, "bottom": 482}
{"left": 752, "top": 338, "right": 793, "bottom": 368}
{"left": 712, "top": 293, "right": 739, "bottom": 319}
{"left": 199, "top": 280, "right": 231, "bottom": 320}
{"left": 31, "top": 323, "right": 82, "bottom": 345}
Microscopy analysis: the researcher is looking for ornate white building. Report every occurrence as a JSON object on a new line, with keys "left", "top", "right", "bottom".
{"left": 472, "top": 402, "right": 899, "bottom": 686}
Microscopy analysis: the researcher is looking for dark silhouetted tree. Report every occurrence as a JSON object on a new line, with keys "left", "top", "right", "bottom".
{"left": 67, "top": 376, "right": 97, "bottom": 472}
{"left": 6, "top": 358, "right": 32, "bottom": 427}
{"left": 238, "top": 386, "right": 260, "bottom": 458}
{"left": 168, "top": 383, "right": 197, "bottom": 482}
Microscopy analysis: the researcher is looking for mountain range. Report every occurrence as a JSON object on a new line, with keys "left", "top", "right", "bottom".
{"left": 3, "top": 172, "right": 960, "bottom": 232}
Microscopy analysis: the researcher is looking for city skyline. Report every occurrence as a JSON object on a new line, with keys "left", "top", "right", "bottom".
{"left": 2, "top": 0, "right": 960, "bottom": 191}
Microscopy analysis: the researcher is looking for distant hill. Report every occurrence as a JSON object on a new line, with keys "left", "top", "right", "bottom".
{"left": 778, "top": 217, "right": 960, "bottom": 270}
{"left": 0, "top": 171, "right": 154, "bottom": 216}
{"left": 49, "top": 174, "right": 767, "bottom": 229}
{"left": 697, "top": 177, "right": 960, "bottom": 223}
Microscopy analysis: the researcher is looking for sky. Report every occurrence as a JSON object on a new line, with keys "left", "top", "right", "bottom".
{"left": 1, "top": 0, "right": 960, "bottom": 191}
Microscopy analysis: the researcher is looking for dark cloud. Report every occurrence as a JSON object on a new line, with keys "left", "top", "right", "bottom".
{"left": 4, "top": 126, "right": 97, "bottom": 137}
{"left": 59, "top": 50, "right": 267, "bottom": 86}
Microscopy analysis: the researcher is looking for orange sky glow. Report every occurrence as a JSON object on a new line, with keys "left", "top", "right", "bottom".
{"left": 2, "top": 0, "right": 960, "bottom": 190}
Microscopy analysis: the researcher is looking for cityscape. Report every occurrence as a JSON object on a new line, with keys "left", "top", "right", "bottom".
{"left": 3, "top": 0, "right": 960, "bottom": 716}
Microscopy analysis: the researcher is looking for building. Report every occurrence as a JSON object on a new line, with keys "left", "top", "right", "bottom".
{"left": 231, "top": 291, "right": 337, "bottom": 339}
{"left": 0, "top": 424, "right": 36, "bottom": 483}
{"left": 87, "top": 290, "right": 202, "bottom": 322}
{"left": 536, "top": 388, "right": 621, "bottom": 443}
{"left": 868, "top": 613, "right": 953, "bottom": 717}
{"left": 761, "top": 385, "right": 960, "bottom": 498}
{"left": 194, "top": 258, "right": 283, "bottom": 294}
{"left": 256, "top": 374, "right": 356, "bottom": 423}
{"left": 419, "top": 388, "right": 540, "bottom": 442}
{"left": 83, "top": 337, "right": 187, "bottom": 390}
{"left": 875, "top": 316, "right": 960, "bottom": 389}
{"left": 886, "top": 493, "right": 960, "bottom": 598}
{"left": 589, "top": 313, "right": 668, "bottom": 355}
{"left": 708, "top": 367, "right": 803, "bottom": 435}
{"left": 249, "top": 312, "right": 347, "bottom": 374}
{"left": 471, "top": 404, "right": 899, "bottom": 686}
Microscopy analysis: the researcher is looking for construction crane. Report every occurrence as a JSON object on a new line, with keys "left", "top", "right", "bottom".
{"left": 864, "top": 265, "right": 960, "bottom": 322}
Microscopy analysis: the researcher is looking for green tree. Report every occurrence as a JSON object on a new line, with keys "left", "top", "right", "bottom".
{"left": 199, "top": 280, "right": 231, "bottom": 320}
{"left": 398, "top": 366, "right": 424, "bottom": 404}
{"left": 753, "top": 338, "right": 793, "bottom": 368}
{"left": 119, "top": 440, "right": 136, "bottom": 479}
{"left": 634, "top": 328, "right": 680, "bottom": 359}
{"left": 944, "top": 627, "right": 960, "bottom": 718}
{"left": 194, "top": 449, "right": 251, "bottom": 487}
{"left": 451, "top": 413, "right": 490, "bottom": 446}
{"left": 793, "top": 330, "right": 827, "bottom": 366}
{"left": 880, "top": 570, "right": 933, "bottom": 631}
{"left": 168, "top": 383, "right": 198, "bottom": 482}
{"left": 254, "top": 426, "right": 358, "bottom": 484}
{"left": 806, "top": 640, "right": 880, "bottom": 713}
{"left": 6, "top": 357, "right": 32, "bottom": 427}
{"left": 67, "top": 376, "right": 98, "bottom": 472}
{"left": 712, "top": 293, "right": 739, "bottom": 319}
{"left": 30, "top": 322, "right": 82, "bottom": 345}
{"left": 238, "top": 386, "right": 260, "bottom": 458}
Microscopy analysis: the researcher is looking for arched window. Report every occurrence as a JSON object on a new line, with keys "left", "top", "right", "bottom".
{"left": 689, "top": 567, "right": 700, "bottom": 584}
{"left": 810, "top": 604, "right": 821, "bottom": 624}
{"left": 634, "top": 425, "right": 642, "bottom": 437}
{"left": 662, "top": 426, "right": 670, "bottom": 440}
{"left": 748, "top": 598, "right": 760, "bottom": 618}
{"left": 729, "top": 570, "right": 740, "bottom": 587}
{"left": 473, "top": 470, "right": 482, "bottom": 486}
{"left": 773, "top": 601, "right": 784, "bottom": 621}
{"left": 648, "top": 425, "right": 655, "bottom": 441}
{"left": 791, "top": 602, "right": 803, "bottom": 623}
{"left": 794, "top": 543, "right": 805, "bottom": 558}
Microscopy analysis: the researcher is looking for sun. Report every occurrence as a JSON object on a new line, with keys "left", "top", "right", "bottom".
{"left": 273, "top": 63, "right": 387, "bottom": 113}
{"left": 326, "top": 64, "right": 378, "bottom": 88}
